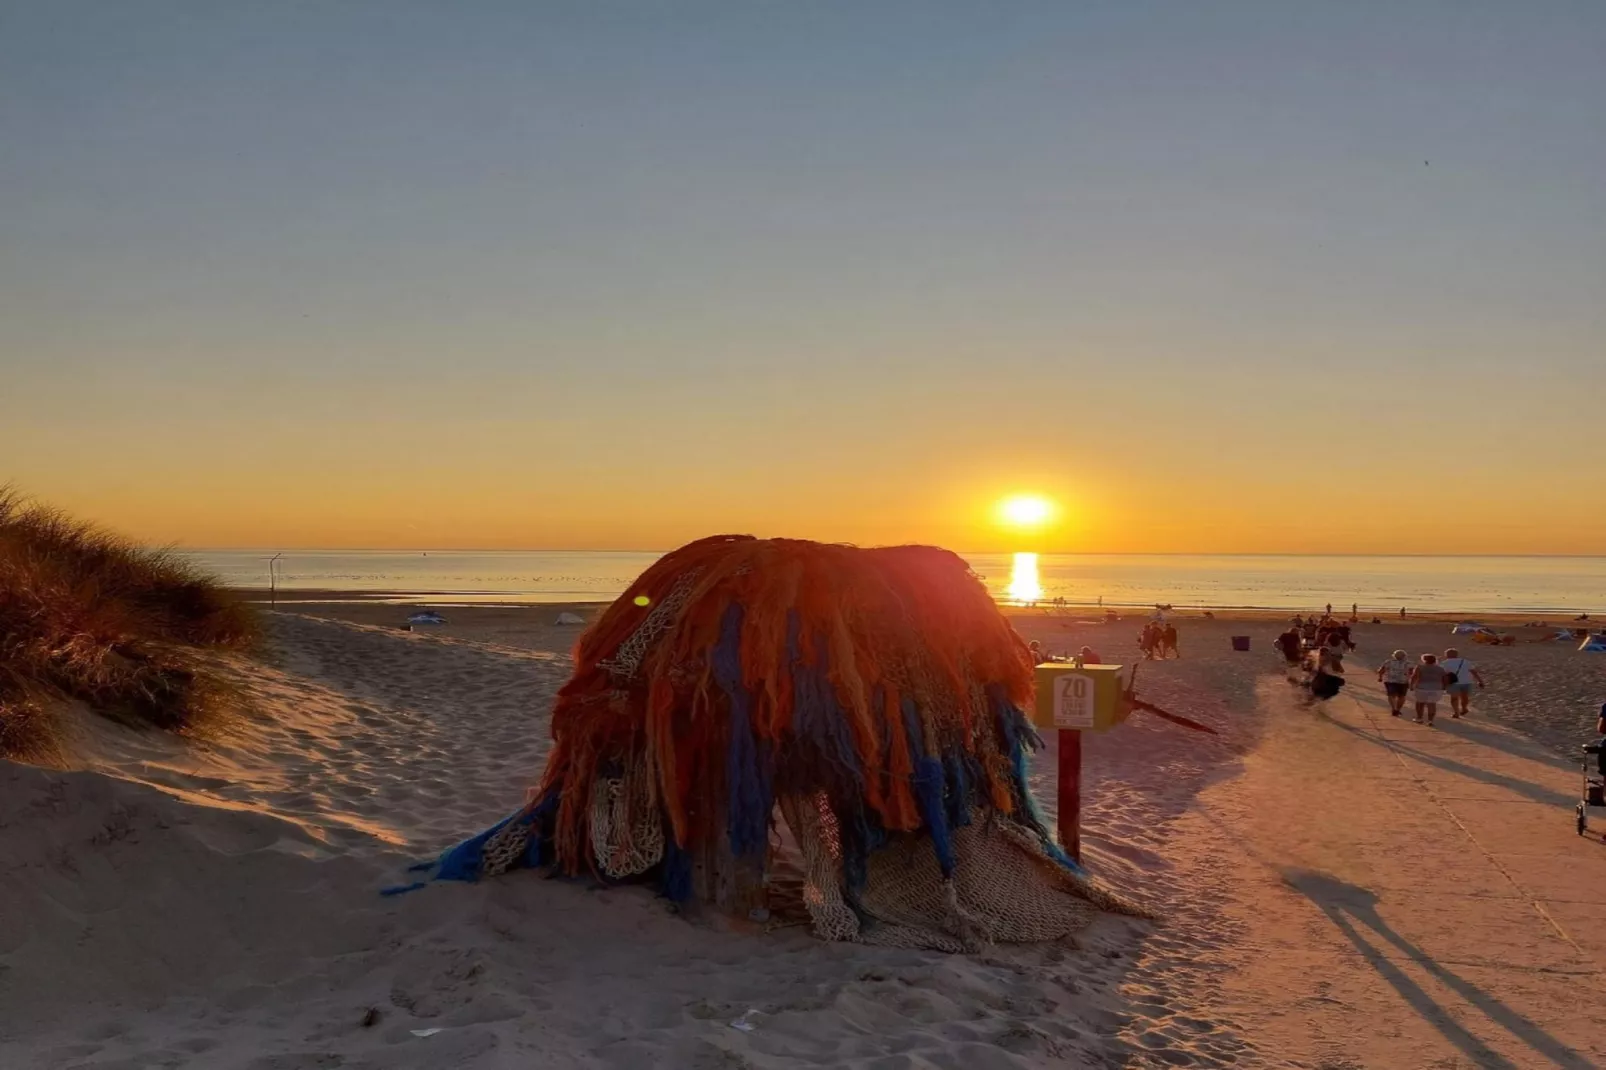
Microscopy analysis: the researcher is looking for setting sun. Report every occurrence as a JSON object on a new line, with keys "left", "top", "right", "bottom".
{"left": 997, "top": 494, "right": 1056, "bottom": 530}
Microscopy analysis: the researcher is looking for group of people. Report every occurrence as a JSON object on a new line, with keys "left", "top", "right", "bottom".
{"left": 1274, "top": 624, "right": 1350, "bottom": 700}
{"left": 1289, "top": 613, "right": 1356, "bottom": 652}
{"left": 1375, "top": 647, "right": 1484, "bottom": 725}
{"left": 1273, "top": 616, "right": 1355, "bottom": 699}
{"left": 1137, "top": 619, "right": 1180, "bottom": 660}
{"left": 1028, "top": 640, "right": 1100, "bottom": 665}
{"left": 1276, "top": 613, "right": 1488, "bottom": 721}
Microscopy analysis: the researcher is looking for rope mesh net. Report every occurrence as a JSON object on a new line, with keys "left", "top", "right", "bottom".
{"left": 590, "top": 757, "right": 665, "bottom": 879}
{"left": 431, "top": 535, "right": 1144, "bottom": 949}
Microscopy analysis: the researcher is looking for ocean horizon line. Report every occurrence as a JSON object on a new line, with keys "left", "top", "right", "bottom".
{"left": 172, "top": 547, "right": 1606, "bottom": 560}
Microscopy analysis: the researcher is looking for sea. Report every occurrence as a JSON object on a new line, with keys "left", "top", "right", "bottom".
{"left": 182, "top": 550, "right": 1606, "bottom": 616}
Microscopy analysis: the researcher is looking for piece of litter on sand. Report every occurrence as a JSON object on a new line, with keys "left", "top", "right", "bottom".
{"left": 729, "top": 1009, "right": 762, "bottom": 1032}
{"left": 360, "top": 1007, "right": 380, "bottom": 1028}
{"left": 409, "top": 1028, "right": 444, "bottom": 1038}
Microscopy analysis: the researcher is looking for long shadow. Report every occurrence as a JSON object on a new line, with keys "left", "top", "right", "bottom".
{"left": 1285, "top": 868, "right": 1592, "bottom": 1069}
{"left": 1317, "top": 710, "right": 1577, "bottom": 809}
{"left": 1345, "top": 676, "right": 1583, "bottom": 772}
{"left": 1434, "top": 717, "right": 1579, "bottom": 773}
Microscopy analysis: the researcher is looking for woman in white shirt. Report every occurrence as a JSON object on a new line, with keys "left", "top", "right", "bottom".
{"left": 1440, "top": 647, "right": 1485, "bottom": 719}
{"left": 1376, "top": 649, "right": 1412, "bottom": 717}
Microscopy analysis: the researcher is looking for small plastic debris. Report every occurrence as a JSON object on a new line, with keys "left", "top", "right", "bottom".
{"left": 410, "top": 1028, "right": 444, "bottom": 1037}
{"left": 729, "top": 1009, "right": 761, "bottom": 1032}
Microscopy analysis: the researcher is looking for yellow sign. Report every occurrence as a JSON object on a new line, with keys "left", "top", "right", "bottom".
{"left": 1052, "top": 672, "right": 1095, "bottom": 728}
{"left": 1032, "top": 663, "right": 1128, "bottom": 732}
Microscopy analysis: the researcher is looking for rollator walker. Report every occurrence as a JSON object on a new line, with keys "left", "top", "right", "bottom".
{"left": 1575, "top": 742, "right": 1606, "bottom": 837}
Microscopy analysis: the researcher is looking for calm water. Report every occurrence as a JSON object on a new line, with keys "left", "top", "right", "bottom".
{"left": 184, "top": 549, "right": 1606, "bottom": 615}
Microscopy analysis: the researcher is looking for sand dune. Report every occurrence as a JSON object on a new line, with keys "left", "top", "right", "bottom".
{"left": 3, "top": 611, "right": 1247, "bottom": 1069}
{"left": 11, "top": 607, "right": 1603, "bottom": 1066}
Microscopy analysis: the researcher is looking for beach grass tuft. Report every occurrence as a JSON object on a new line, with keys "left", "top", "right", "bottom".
{"left": 0, "top": 487, "right": 257, "bottom": 758}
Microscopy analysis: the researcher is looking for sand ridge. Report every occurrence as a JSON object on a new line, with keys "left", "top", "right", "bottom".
{"left": 3, "top": 609, "right": 1251, "bottom": 1069}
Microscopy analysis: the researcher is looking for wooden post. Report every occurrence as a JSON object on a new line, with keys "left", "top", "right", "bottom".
{"left": 1058, "top": 727, "right": 1082, "bottom": 863}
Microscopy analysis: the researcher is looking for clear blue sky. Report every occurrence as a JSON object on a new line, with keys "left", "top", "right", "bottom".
{"left": 3, "top": 2, "right": 1603, "bottom": 552}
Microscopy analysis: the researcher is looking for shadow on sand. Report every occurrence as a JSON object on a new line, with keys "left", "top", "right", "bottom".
{"left": 1284, "top": 868, "right": 1592, "bottom": 1070}
{"left": 1345, "top": 681, "right": 1579, "bottom": 770}
{"left": 1434, "top": 716, "right": 1581, "bottom": 772}
{"left": 1316, "top": 707, "right": 1577, "bottom": 809}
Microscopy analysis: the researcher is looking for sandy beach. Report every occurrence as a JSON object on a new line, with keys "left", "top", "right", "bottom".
{"left": 9, "top": 0, "right": 1604, "bottom": 1064}
{"left": 5, "top": 601, "right": 1606, "bottom": 1068}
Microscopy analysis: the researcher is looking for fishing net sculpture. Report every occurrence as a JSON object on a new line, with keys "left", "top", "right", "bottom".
{"left": 429, "top": 535, "right": 1142, "bottom": 951}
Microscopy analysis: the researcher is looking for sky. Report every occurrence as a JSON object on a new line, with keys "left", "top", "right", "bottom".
{"left": 3, "top": 1, "right": 1603, "bottom": 554}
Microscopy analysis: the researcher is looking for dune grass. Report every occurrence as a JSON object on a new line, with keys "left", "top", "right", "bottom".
{"left": 0, "top": 488, "right": 257, "bottom": 759}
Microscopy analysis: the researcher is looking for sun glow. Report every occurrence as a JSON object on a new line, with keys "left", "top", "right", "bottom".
{"left": 997, "top": 494, "right": 1055, "bottom": 530}
{"left": 1007, "top": 551, "right": 1044, "bottom": 603}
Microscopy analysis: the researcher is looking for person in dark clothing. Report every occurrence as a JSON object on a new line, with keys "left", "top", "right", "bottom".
{"left": 1595, "top": 702, "right": 1606, "bottom": 779}
{"left": 1309, "top": 643, "right": 1346, "bottom": 701}
{"left": 1138, "top": 622, "right": 1160, "bottom": 660}
{"left": 1275, "top": 626, "right": 1303, "bottom": 667}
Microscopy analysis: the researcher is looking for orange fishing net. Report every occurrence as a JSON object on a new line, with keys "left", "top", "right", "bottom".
{"left": 432, "top": 535, "right": 1140, "bottom": 948}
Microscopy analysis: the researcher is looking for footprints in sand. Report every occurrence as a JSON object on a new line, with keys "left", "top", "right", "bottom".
{"left": 1022, "top": 655, "right": 1264, "bottom": 1067}
{"left": 170, "top": 614, "right": 571, "bottom": 853}
{"left": 7, "top": 612, "right": 1280, "bottom": 1068}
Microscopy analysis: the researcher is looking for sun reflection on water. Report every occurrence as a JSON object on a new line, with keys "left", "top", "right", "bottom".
{"left": 1007, "top": 551, "right": 1043, "bottom": 603}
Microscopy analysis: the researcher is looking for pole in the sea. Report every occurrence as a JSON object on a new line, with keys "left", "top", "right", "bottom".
{"left": 269, "top": 552, "right": 282, "bottom": 607}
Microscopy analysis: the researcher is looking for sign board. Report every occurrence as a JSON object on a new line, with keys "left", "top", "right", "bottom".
{"left": 1032, "top": 663, "right": 1127, "bottom": 732}
{"left": 1052, "top": 672, "right": 1096, "bottom": 729}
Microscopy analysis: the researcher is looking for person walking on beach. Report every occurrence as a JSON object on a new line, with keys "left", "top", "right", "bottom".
{"left": 1308, "top": 640, "right": 1346, "bottom": 701}
{"left": 1138, "top": 622, "right": 1160, "bottom": 660}
{"left": 1275, "top": 624, "right": 1303, "bottom": 672}
{"left": 1377, "top": 649, "right": 1413, "bottom": 716}
{"left": 1410, "top": 653, "right": 1448, "bottom": 725}
{"left": 1161, "top": 622, "right": 1180, "bottom": 659}
{"left": 1440, "top": 647, "right": 1485, "bottom": 719}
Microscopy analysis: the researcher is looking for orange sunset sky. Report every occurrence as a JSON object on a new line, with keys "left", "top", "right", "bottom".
{"left": 4, "top": 5, "right": 1603, "bottom": 555}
